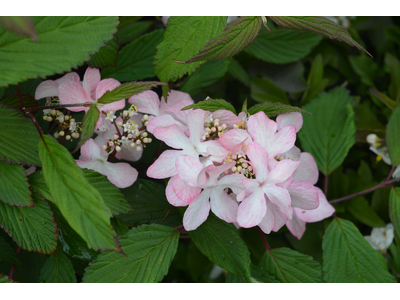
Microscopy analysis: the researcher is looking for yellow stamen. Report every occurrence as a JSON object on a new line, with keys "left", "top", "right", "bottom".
{"left": 376, "top": 155, "right": 382, "bottom": 162}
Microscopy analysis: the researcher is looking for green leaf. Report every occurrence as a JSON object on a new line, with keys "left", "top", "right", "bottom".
{"left": 369, "top": 88, "right": 397, "bottom": 110}
{"left": 88, "top": 35, "right": 118, "bottom": 69}
{"left": 82, "top": 169, "right": 132, "bottom": 216}
{"left": 0, "top": 16, "right": 37, "bottom": 40}
{"left": 83, "top": 224, "right": 179, "bottom": 283}
{"left": 302, "top": 54, "right": 329, "bottom": 104}
{"left": 384, "top": 52, "right": 400, "bottom": 102}
{"left": 0, "top": 192, "right": 57, "bottom": 254}
{"left": 250, "top": 77, "right": 289, "bottom": 104}
{"left": 0, "top": 93, "right": 37, "bottom": 110}
{"left": 154, "top": 16, "right": 227, "bottom": 83}
{"left": 188, "top": 213, "right": 251, "bottom": 281}
{"left": 102, "top": 29, "right": 164, "bottom": 82}
{"left": 0, "top": 235, "right": 21, "bottom": 265}
{"left": 323, "top": 218, "right": 396, "bottom": 282}
{"left": 0, "top": 161, "right": 31, "bottom": 206}
{"left": 111, "top": 218, "right": 130, "bottom": 236}
{"left": 116, "top": 17, "right": 152, "bottom": 45}
{"left": 389, "top": 188, "right": 400, "bottom": 237}
{"left": 345, "top": 196, "right": 386, "bottom": 228}
{"left": 226, "top": 265, "right": 279, "bottom": 283}
{"left": 298, "top": 86, "right": 356, "bottom": 175}
{"left": 3, "top": 78, "right": 42, "bottom": 97}
{"left": 269, "top": 16, "right": 371, "bottom": 57}
{"left": 244, "top": 28, "right": 322, "bottom": 64}
{"left": 0, "top": 274, "right": 14, "bottom": 283}
{"left": 0, "top": 16, "right": 118, "bottom": 88}
{"left": 182, "top": 99, "right": 236, "bottom": 114}
{"left": 119, "top": 179, "right": 181, "bottom": 227}
{"left": 247, "top": 101, "right": 306, "bottom": 117}
{"left": 39, "top": 250, "right": 76, "bottom": 283}
{"left": 38, "top": 135, "right": 119, "bottom": 252}
{"left": 0, "top": 103, "right": 41, "bottom": 165}
{"left": 384, "top": 25, "right": 400, "bottom": 47}
{"left": 97, "top": 81, "right": 165, "bottom": 104}
{"left": 259, "top": 247, "right": 322, "bottom": 283}
{"left": 228, "top": 59, "right": 250, "bottom": 87}
{"left": 386, "top": 104, "right": 400, "bottom": 166}
{"left": 28, "top": 170, "right": 53, "bottom": 201}
{"left": 349, "top": 53, "right": 381, "bottom": 87}
{"left": 177, "top": 17, "right": 262, "bottom": 63}
{"left": 180, "top": 60, "right": 231, "bottom": 96}
{"left": 78, "top": 104, "right": 100, "bottom": 148}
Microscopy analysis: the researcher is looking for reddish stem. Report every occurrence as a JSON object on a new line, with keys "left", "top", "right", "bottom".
{"left": 16, "top": 86, "right": 24, "bottom": 110}
{"left": 25, "top": 112, "right": 43, "bottom": 136}
{"left": 256, "top": 226, "right": 271, "bottom": 251}
{"left": 107, "top": 149, "right": 117, "bottom": 162}
{"left": 9, "top": 247, "right": 22, "bottom": 280}
{"left": 324, "top": 174, "right": 329, "bottom": 197}
{"left": 24, "top": 102, "right": 92, "bottom": 113}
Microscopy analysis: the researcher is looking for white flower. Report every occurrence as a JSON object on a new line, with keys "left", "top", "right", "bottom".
{"left": 69, "top": 121, "right": 77, "bottom": 132}
{"left": 364, "top": 223, "right": 394, "bottom": 253}
{"left": 393, "top": 165, "right": 400, "bottom": 178}
{"left": 105, "top": 110, "right": 117, "bottom": 122}
{"left": 122, "top": 121, "right": 139, "bottom": 134}
{"left": 366, "top": 134, "right": 382, "bottom": 148}
{"left": 369, "top": 146, "right": 392, "bottom": 165}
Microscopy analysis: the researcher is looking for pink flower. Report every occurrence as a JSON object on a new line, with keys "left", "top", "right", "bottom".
{"left": 76, "top": 138, "right": 138, "bottom": 189}
{"left": 35, "top": 72, "right": 80, "bottom": 100}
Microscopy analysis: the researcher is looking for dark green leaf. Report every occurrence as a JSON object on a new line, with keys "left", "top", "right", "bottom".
{"left": 250, "top": 77, "right": 289, "bottom": 104}
{"left": 178, "top": 17, "right": 262, "bottom": 63}
{"left": 188, "top": 213, "right": 251, "bottom": 281}
{"left": 88, "top": 35, "right": 118, "bottom": 69}
{"left": 0, "top": 235, "right": 21, "bottom": 265}
{"left": 0, "top": 93, "right": 37, "bottom": 110}
{"left": 182, "top": 99, "right": 236, "bottom": 114}
{"left": 322, "top": 218, "right": 395, "bottom": 282}
{"left": 0, "top": 16, "right": 37, "bottom": 40}
{"left": 0, "top": 192, "right": 57, "bottom": 254}
{"left": 345, "top": 196, "right": 386, "bottom": 228}
{"left": 78, "top": 104, "right": 100, "bottom": 148}
{"left": 247, "top": 101, "right": 306, "bottom": 117}
{"left": 0, "top": 161, "right": 31, "bottom": 206}
{"left": 228, "top": 59, "right": 250, "bottom": 86}
{"left": 28, "top": 169, "right": 53, "bottom": 201}
{"left": 0, "top": 103, "right": 41, "bottom": 165}
{"left": 386, "top": 104, "right": 400, "bottom": 166}
{"left": 389, "top": 188, "right": 400, "bottom": 237}
{"left": 384, "top": 52, "right": 400, "bottom": 102}
{"left": 38, "top": 135, "right": 119, "bottom": 252}
{"left": 269, "top": 16, "right": 371, "bottom": 57}
{"left": 298, "top": 86, "right": 356, "bottom": 175}
{"left": 302, "top": 54, "right": 328, "bottom": 104}
{"left": 110, "top": 218, "right": 130, "bottom": 236}
{"left": 116, "top": 17, "right": 152, "bottom": 45}
{"left": 83, "top": 225, "right": 179, "bottom": 283}
{"left": 369, "top": 88, "right": 397, "bottom": 110}
{"left": 384, "top": 25, "right": 400, "bottom": 47}
{"left": 39, "top": 250, "right": 76, "bottom": 283}
{"left": 349, "top": 53, "right": 381, "bottom": 87}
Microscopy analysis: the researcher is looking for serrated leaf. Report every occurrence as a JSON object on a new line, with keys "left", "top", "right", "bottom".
{"left": 0, "top": 16, "right": 37, "bottom": 40}
{"left": 111, "top": 218, "right": 130, "bottom": 236}
{"left": 82, "top": 169, "right": 132, "bottom": 216}
{"left": 247, "top": 101, "right": 306, "bottom": 117}
{"left": 0, "top": 192, "right": 57, "bottom": 254}
{"left": 349, "top": 53, "right": 381, "bottom": 87}
{"left": 250, "top": 77, "right": 289, "bottom": 104}
{"left": 102, "top": 29, "right": 164, "bottom": 82}
{"left": 302, "top": 54, "right": 328, "bottom": 104}
{"left": 180, "top": 59, "right": 231, "bottom": 96}
{"left": 28, "top": 170, "right": 53, "bottom": 201}
{"left": 0, "top": 161, "right": 31, "bottom": 206}
{"left": 97, "top": 81, "right": 165, "bottom": 104}
{"left": 178, "top": 16, "right": 262, "bottom": 63}
{"left": 384, "top": 52, "right": 400, "bottom": 102}
{"left": 38, "top": 135, "right": 119, "bottom": 252}
{"left": 386, "top": 104, "right": 400, "bottom": 166}
{"left": 119, "top": 179, "right": 181, "bottom": 227}
{"left": 269, "top": 16, "right": 371, "bottom": 57}
{"left": 345, "top": 196, "right": 386, "bottom": 228}
{"left": 116, "top": 17, "right": 152, "bottom": 45}
{"left": 244, "top": 28, "right": 322, "bottom": 64}
{"left": 39, "top": 250, "right": 76, "bottom": 283}
{"left": 182, "top": 99, "right": 236, "bottom": 114}
{"left": 0, "top": 16, "right": 118, "bottom": 88}
{"left": 0, "top": 274, "right": 14, "bottom": 283}
{"left": 369, "top": 88, "right": 397, "bottom": 110}
{"left": 389, "top": 188, "right": 400, "bottom": 237}
{"left": 228, "top": 59, "right": 250, "bottom": 87}
{"left": 298, "top": 86, "right": 356, "bottom": 175}
{"left": 78, "top": 104, "right": 99, "bottom": 148}
{"left": 0, "top": 103, "right": 41, "bottom": 165}
{"left": 226, "top": 265, "right": 279, "bottom": 283}
{"left": 322, "top": 218, "right": 396, "bottom": 282}
{"left": 0, "top": 93, "right": 37, "bottom": 110}
{"left": 0, "top": 235, "right": 21, "bottom": 265}
{"left": 154, "top": 16, "right": 227, "bottom": 83}
{"left": 188, "top": 213, "right": 251, "bottom": 281}
{"left": 83, "top": 224, "right": 179, "bottom": 283}
{"left": 88, "top": 35, "right": 118, "bottom": 69}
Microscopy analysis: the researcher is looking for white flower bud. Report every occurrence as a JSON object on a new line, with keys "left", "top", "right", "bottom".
{"left": 43, "top": 116, "right": 48, "bottom": 121}
{"left": 115, "top": 146, "right": 121, "bottom": 152}
{"left": 128, "top": 133, "right": 133, "bottom": 139}
{"left": 70, "top": 118, "right": 75, "bottom": 123}
{"left": 218, "top": 126, "right": 222, "bottom": 131}
{"left": 135, "top": 131, "right": 140, "bottom": 137}
{"left": 66, "top": 135, "right": 71, "bottom": 140}
{"left": 136, "top": 146, "right": 142, "bottom": 152}
{"left": 130, "top": 143, "right": 135, "bottom": 148}
{"left": 64, "top": 115, "right": 70, "bottom": 121}
{"left": 51, "top": 110, "right": 56, "bottom": 115}
{"left": 248, "top": 166, "right": 253, "bottom": 171}
{"left": 231, "top": 166, "right": 237, "bottom": 172}
{"left": 113, "top": 134, "right": 119, "bottom": 140}
{"left": 237, "top": 166, "right": 243, "bottom": 172}
{"left": 71, "top": 132, "right": 79, "bottom": 139}
{"left": 117, "top": 121, "right": 123, "bottom": 126}
{"left": 102, "top": 145, "right": 107, "bottom": 150}
{"left": 233, "top": 124, "right": 239, "bottom": 129}
{"left": 136, "top": 140, "right": 141, "bottom": 145}
{"left": 54, "top": 132, "right": 60, "bottom": 138}
{"left": 46, "top": 116, "right": 53, "bottom": 122}
{"left": 222, "top": 124, "right": 227, "bottom": 130}
{"left": 123, "top": 110, "right": 129, "bottom": 117}
{"left": 109, "top": 141, "right": 114, "bottom": 147}
{"left": 142, "top": 132, "right": 148, "bottom": 137}
{"left": 129, "top": 110, "right": 135, "bottom": 117}
{"left": 59, "top": 131, "right": 65, "bottom": 136}
{"left": 211, "top": 127, "right": 216, "bottom": 132}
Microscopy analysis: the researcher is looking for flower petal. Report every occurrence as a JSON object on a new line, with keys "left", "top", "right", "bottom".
{"left": 257, "top": 205, "right": 275, "bottom": 234}
{"left": 55, "top": 72, "right": 80, "bottom": 85}
{"left": 35, "top": 81, "right": 60, "bottom": 99}
{"left": 210, "top": 188, "right": 238, "bottom": 223}
{"left": 264, "top": 185, "right": 293, "bottom": 219}
{"left": 183, "top": 189, "right": 211, "bottom": 231}
{"left": 288, "top": 180, "right": 319, "bottom": 210}
{"left": 172, "top": 174, "right": 201, "bottom": 203}
{"left": 219, "top": 129, "right": 252, "bottom": 151}
{"left": 237, "top": 188, "right": 266, "bottom": 228}
{"left": 165, "top": 100, "right": 193, "bottom": 125}
{"left": 128, "top": 90, "right": 160, "bottom": 116}
{"left": 286, "top": 211, "right": 306, "bottom": 240}
{"left": 153, "top": 124, "right": 193, "bottom": 150}
{"left": 79, "top": 138, "right": 105, "bottom": 161}
{"left": 101, "top": 161, "right": 138, "bottom": 189}
{"left": 160, "top": 90, "right": 193, "bottom": 114}
{"left": 94, "top": 78, "right": 120, "bottom": 100}
{"left": 58, "top": 81, "right": 91, "bottom": 112}
{"left": 217, "top": 173, "right": 245, "bottom": 194}
{"left": 83, "top": 67, "right": 101, "bottom": 96}
{"left": 246, "top": 142, "right": 269, "bottom": 182}
{"left": 146, "top": 115, "right": 186, "bottom": 134}
{"left": 296, "top": 187, "right": 335, "bottom": 223}
{"left": 147, "top": 150, "right": 182, "bottom": 179}
{"left": 269, "top": 126, "right": 297, "bottom": 158}
{"left": 293, "top": 152, "right": 319, "bottom": 185}
{"left": 166, "top": 176, "right": 189, "bottom": 207}
{"left": 211, "top": 110, "right": 242, "bottom": 128}
{"left": 187, "top": 109, "right": 205, "bottom": 146}
{"left": 247, "top": 112, "right": 277, "bottom": 148}
{"left": 276, "top": 112, "right": 303, "bottom": 132}
{"left": 176, "top": 155, "right": 204, "bottom": 187}
{"left": 268, "top": 200, "right": 288, "bottom": 232}
{"left": 267, "top": 159, "right": 300, "bottom": 185}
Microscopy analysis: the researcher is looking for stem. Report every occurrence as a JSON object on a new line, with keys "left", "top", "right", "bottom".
{"left": 324, "top": 174, "right": 329, "bottom": 196}
{"left": 25, "top": 113, "right": 43, "bottom": 136}
{"left": 113, "top": 120, "right": 122, "bottom": 139}
{"left": 24, "top": 102, "right": 92, "bottom": 113}
{"left": 16, "top": 86, "right": 24, "bottom": 110}
{"left": 107, "top": 149, "right": 117, "bottom": 162}
{"left": 329, "top": 177, "right": 400, "bottom": 204}
{"left": 256, "top": 226, "right": 270, "bottom": 251}
{"left": 9, "top": 247, "right": 22, "bottom": 280}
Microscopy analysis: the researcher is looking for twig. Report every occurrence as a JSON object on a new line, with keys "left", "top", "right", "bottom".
{"left": 24, "top": 102, "right": 92, "bottom": 113}
{"left": 324, "top": 174, "right": 329, "bottom": 196}
{"left": 16, "top": 86, "right": 24, "bottom": 110}
{"left": 9, "top": 247, "right": 22, "bottom": 280}
{"left": 256, "top": 226, "right": 270, "bottom": 251}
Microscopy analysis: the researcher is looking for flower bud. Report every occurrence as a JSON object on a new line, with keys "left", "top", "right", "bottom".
{"left": 113, "top": 134, "right": 119, "bottom": 140}
{"left": 46, "top": 116, "right": 53, "bottom": 122}
{"left": 102, "top": 145, "right": 107, "bottom": 150}
{"left": 135, "top": 131, "right": 140, "bottom": 137}
{"left": 59, "top": 131, "right": 65, "bottom": 136}
{"left": 128, "top": 133, "right": 133, "bottom": 139}
{"left": 231, "top": 166, "right": 237, "bottom": 172}
{"left": 109, "top": 141, "right": 114, "bottom": 147}
{"left": 130, "top": 143, "right": 135, "bottom": 148}
{"left": 123, "top": 110, "right": 129, "bottom": 117}
{"left": 115, "top": 146, "right": 121, "bottom": 152}
{"left": 70, "top": 118, "right": 75, "bottom": 123}
{"left": 129, "top": 110, "right": 135, "bottom": 117}
{"left": 66, "top": 135, "right": 71, "bottom": 140}
{"left": 64, "top": 115, "right": 70, "bottom": 121}
{"left": 136, "top": 140, "right": 141, "bottom": 145}
{"left": 43, "top": 116, "right": 48, "bottom": 121}
{"left": 51, "top": 110, "right": 56, "bottom": 115}
{"left": 222, "top": 124, "right": 227, "bottom": 130}
{"left": 142, "top": 132, "right": 148, "bottom": 137}
{"left": 71, "top": 132, "right": 79, "bottom": 139}
{"left": 136, "top": 146, "right": 142, "bottom": 152}
{"left": 117, "top": 121, "right": 123, "bottom": 126}
{"left": 211, "top": 127, "right": 216, "bottom": 132}
{"left": 54, "top": 132, "right": 60, "bottom": 138}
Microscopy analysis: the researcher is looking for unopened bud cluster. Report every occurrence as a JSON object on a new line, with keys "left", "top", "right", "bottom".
{"left": 202, "top": 116, "right": 227, "bottom": 140}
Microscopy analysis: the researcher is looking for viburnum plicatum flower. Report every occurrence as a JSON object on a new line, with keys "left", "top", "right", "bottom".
{"left": 35, "top": 72, "right": 80, "bottom": 100}
{"left": 76, "top": 138, "right": 138, "bottom": 189}
{"left": 364, "top": 223, "right": 394, "bottom": 253}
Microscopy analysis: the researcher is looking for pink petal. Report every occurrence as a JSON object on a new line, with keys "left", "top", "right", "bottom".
{"left": 276, "top": 112, "right": 303, "bottom": 132}
{"left": 288, "top": 180, "right": 319, "bottom": 210}
{"left": 153, "top": 125, "right": 193, "bottom": 150}
{"left": 172, "top": 174, "right": 201, "bottom": 203}
{"left": 165, "top": 100, "right": 193, "bottom": 124}
{"left": 258, "top": 205, "right": 275, "bottom": 234}
{"left": 210, "top": 188, "right": 238, "bottom": 223}
{"left": 280, "top": 146, "right": 301, "bottom": 161}
{"left": 115, "top": 144, "right": 143, "bottom": 162}
{"left": 242, "top": 177, "right": 259, "bottom": 194}
{"left": 269, "top": 126, "right": 297, "bottom": 158}
{"left": 296, "top": 187, "right": 335, "bottom": 223}
{"left": 202, "top": 140, "right": 230, "bottom": 162}
{"left": 147, "top": 150, "right": 182, "bottom": 179}
{"left": 55, "top": 72, "right": 80, "bottom": 85}
{"left": 35, "top": 81, "right": 59, "bottom": 99}
{"left": 219, "top": 129, "right": 252, "bottom": 151}
{"left": 286, "top": 211, "right": 306, "bottom": 240}
{"left": 187, "top": 109, "right": 205, "bottom": 146}
{"left": 160, "top": 90, "right": 193, "bottom": 114}
{"left": 217, "top": 173, "right": 245, "bottom": 194}
{"left": 146, "top": 115, "right": 186, "bottom": 134}
{"left": 266, "top": 159, "right": 300, "bottom": 185}
{"left": 101, "top": 161, "right": 138, "bottom": 189}
{"left": 166, "top": 176, "right": 189, "bottom": 207}
{"left": 79, "top": 138, "right": 105, "bottom": 161}
{"left": 94, "top": 78, "right": 121, "bottom": 100}
{"left": 199, "top": 162, "right": 235, "bottom": 187}
{"left": 58, "top": 81, "right": 92, "bottom": 112}
{"left": 83, "top": 67, "right": 101, "bottom": 96}
{"left": 237, "top": 188, "right": 266, "bottom": 228}
{"left": 264, "top": 185, "right": 293, "bottom": 219}
{"left": 211, "top": 110, "right": 242, "bottom": 128}
{"left": 247, "top": 112, "right": 277, "bottom": 148}
{"left": 102, "top": 99, "right": 126, "bottom": 112}
{"left": 175, "top": 155, "right": 204, "bottom": 187}
{"left": 128, "top": 90, "right": 160, "bottom": 116}
{"left": 246, "top": 142, "right": 269, "bottom": 182}
{"left": 268, "top": 200, "right": 288, "bottom": 232}
{"left": 183, "top": 189, "right": 211, "bottom": 231}
{"left": 293, "top": 152, "right": 319, "bottom": 185}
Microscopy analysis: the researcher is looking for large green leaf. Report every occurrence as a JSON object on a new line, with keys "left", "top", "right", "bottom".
{"left": 0, "top": 192, "right": 57, "bottom": 254}
{"left": 301, "top": 54, "right": 329, "bottom": 104}
{"left": 250, "top": 77, "right": 289, "bottom": 104}
{"left": 0, "top": 235, "right": 21, "bottom": 265}
{"left": 182, "top": 99, "right": 236, "bottom": 114}
{"left": 83, "top": 224, "right": 179, "bottom": 283}
{"left": 178, "top": 16, "right": 262, "bottom": 63}
{"left": 269, "top": 16, "right": 371, "bottom": 57}
{"left": 349, "top": 53, "right": 381, "bottom": 87}
{"left": 0, "top": 16, "right": 118, "bottom": 87}
{"left": 386, "top": 104, "right": 400, "bottom": 166}
{"left": 322, "top": 218, "right": 396, "bottom": 282}
{"left": 247, "top": 101, "right": 306, "bottom": 117}
{"left": 389, "top": 188, "right": 400, "bottom": 237}
{"left": 0, "top": 93, "right": 37, "bottom": 110}
{"left": 39, "top": 250, "right": 76, "bottom": 283}
{"left": 298, "top": 86, "right": 356, "bottom": 175}
{"left": 0, "top": 103, "right": 41, "bottom": 165}
{"left": 154, "top": 16, "right": 227, "bottom": 83}
{"left": 259, "top": 247, "right": 322, "bottom": 283}
{"left": 88, "top": 35, "right": 118, "bottom": 69}
{"left": 0, "top": 16, "right": 36, "bottom": 40}
{"left": 116, "top": 17, "right": 152, "bottom": 45}
{"left": 28, "top": 170, "right": 53, "bottom": 201}
{"left": 102, "top": 29, "right": 164, "bottom": 82}
{"left": 244, "top": 28, "right": 322, "bottom": 64}
{"left": 0, "top": 161, "right": 31, "bottom": 206}
{"left": 180, "top": 59, "right": 231, "bottom": 96}
{"left": 78, "top": 104, "right": 100, "bottom": 148}
{"left": 345, "top": 196, "right": 385, "bottom": 228}
{"left": 119, "top": 179, "right": 181, "bottom": 227}
{"left": 226, "top": 265, "right": 279, "bottom": 283}
{"left": 188, "top": 213, "right": 251, "bottom": 281}
{"left": 38, "top": 135, "right": 119, "bottom": 252}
